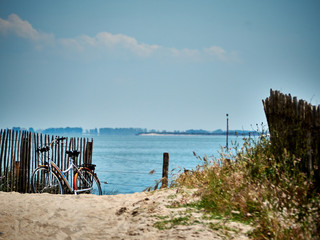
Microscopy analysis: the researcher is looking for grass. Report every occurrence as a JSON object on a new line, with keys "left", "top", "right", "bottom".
{"left": 153, "top": 215, "right": 191, "bottom": 230}
{"left": 173, "top": 130, "right": 320, "bottom": 240}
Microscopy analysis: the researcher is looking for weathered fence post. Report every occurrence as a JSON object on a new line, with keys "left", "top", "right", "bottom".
{"left": 19, "top": 132, "right": 31, "bottom": 193}
{"left": 161, "top": 152, "right": 169, "bottom": 188}
{"left": 0, "top": 129, "right": 4, "bottom": 179}
{"left": 84, "top": 141, "right": 93, "bottom": 164}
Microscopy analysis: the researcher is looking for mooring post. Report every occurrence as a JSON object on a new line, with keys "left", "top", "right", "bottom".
{"left": 161, "top": 152, "right": 169, "bottom": 188}
{"left": 226, "top": 113, "right": 229, "bottom": 149}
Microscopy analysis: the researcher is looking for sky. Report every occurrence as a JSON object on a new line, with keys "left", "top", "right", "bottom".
{"left": 0, "top": 0, "right": 319, "bottom": 131}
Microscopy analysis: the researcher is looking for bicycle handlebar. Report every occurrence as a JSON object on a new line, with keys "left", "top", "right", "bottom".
{"left": 49, "top": 137, "right": 66, "bottom": 148}
{"left": 36, "top": 137, "right": 66, "bottom": 153}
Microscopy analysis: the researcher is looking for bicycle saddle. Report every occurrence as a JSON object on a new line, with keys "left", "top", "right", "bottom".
{"left": 36, "top": 146, "right": 50, "bottom": 153}
{"left": 66, "top": 150, "right": 80, "bottom": 158}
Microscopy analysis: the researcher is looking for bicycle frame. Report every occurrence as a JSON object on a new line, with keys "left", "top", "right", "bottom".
{"left": 37, "top": 138, "right": 96, "bottom": 195}
{"left": 43, "top": 158, "right": 95, "bottom": 195}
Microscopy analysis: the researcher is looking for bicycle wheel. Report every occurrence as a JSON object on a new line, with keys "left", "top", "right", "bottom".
{"left": 74, "top": 168, "right": 102, "bottom": 195}
{"left": 31, "top": 167, "right": 63, "bottom": 194}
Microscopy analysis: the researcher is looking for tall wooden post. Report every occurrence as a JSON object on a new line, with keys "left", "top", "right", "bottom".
{"left": 226, "top": 113, "right": 229, "bottom": 149}
{"left": 161, "top": 153, "right": 169, "bottom": 188}
{"left": 85, "top": 141, "right": 93, "bottom": 164}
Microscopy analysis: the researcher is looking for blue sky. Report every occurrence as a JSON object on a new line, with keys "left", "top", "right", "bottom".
{"left": 0, "top": 0, "right": 319, "bottom": 131}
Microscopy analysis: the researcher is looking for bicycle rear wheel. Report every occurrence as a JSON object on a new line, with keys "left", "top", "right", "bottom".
{"left": 74, "top": 168, "right": 102, "bottom": 195}
{"left": 31, "top": 167, "right": 63, "bottom": 194}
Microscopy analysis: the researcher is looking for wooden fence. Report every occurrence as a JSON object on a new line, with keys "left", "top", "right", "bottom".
{"left": 0, "top": 129, "right": 93, "bottom": 193}
{"left": 263, "top": 89, "right": 320, "bottom": 188}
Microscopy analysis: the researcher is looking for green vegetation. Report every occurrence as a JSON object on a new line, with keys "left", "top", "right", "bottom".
{"left": 174, "top": 131, "right": 320, "bottom": 239}
{"left": 154, "top": 215, "right": 191, "bottom": 230}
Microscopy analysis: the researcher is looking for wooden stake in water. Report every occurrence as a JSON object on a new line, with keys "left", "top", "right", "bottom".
{"left": 226, "top": 113, "right": 229, "bottom": 149}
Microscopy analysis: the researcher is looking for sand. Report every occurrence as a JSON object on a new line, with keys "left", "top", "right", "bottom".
{"left": 0, "top": 188, "right": 252, "bottom": 240}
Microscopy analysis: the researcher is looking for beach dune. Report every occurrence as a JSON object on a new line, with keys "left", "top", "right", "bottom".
{"left": 0, "top": 188, "right": 252, "bottom": 239}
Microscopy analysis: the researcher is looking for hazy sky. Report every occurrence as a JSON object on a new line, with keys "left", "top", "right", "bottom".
{"left": 1, "top": 0, "right": 319, "bottom": 131}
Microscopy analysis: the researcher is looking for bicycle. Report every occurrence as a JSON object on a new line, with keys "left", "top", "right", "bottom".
{"left": 31, "top": 137, "right": 102, "bottom": 195}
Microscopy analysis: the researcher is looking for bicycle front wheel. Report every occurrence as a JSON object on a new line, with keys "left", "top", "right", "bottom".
{"left": 74, "top": 168, "right": 102, "bottom": 195}
{"left": 31, "top": 167, "right": 63, "bottom": 194}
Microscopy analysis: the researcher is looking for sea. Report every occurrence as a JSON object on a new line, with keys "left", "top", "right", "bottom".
{"left": 88, "top": 134, "right": 247, "bottom": 195}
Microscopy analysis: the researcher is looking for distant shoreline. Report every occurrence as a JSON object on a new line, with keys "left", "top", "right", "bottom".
{"left": 8, "top": 127, "right": 259, "bottom": 136}
{"left": 138, "top": 133, "right": 208, "bottom": 136}
{"left": 137, "top": 132, "right": 257, "bottom": 136}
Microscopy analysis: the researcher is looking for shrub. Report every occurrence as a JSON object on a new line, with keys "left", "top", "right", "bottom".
{"left": 175, "top": 132, "right": 320, "bottom": 239}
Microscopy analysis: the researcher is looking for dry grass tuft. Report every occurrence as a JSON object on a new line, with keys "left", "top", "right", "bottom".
{"left": 174, "top": 132, "right": 320, "bottom": 239}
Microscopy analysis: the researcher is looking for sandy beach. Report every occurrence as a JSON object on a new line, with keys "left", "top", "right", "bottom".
{"left": 0, "top": 188, "right": 252, "bottom": 240}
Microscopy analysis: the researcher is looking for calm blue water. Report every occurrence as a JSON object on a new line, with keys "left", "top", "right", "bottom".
{"left": 89, "top": 135, "right": 245, "bottom": 195}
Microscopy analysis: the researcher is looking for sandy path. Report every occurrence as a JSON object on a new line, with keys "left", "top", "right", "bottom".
{"left": 0, "top": 188, "right": 252, "bottom": 239}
